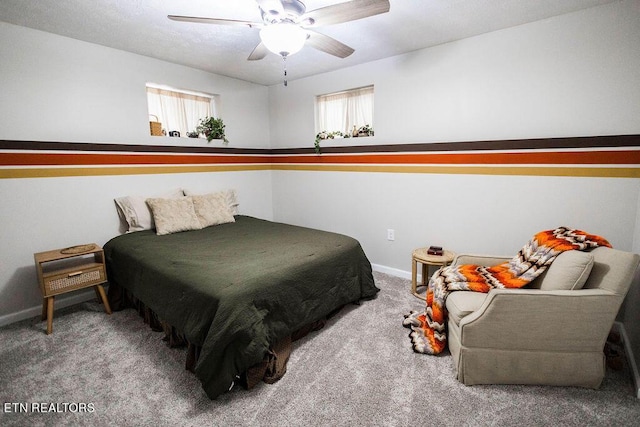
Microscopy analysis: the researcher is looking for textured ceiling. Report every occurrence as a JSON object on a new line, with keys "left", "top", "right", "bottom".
{"left": 0, "top": 0, "right": 617, "bottom": 86}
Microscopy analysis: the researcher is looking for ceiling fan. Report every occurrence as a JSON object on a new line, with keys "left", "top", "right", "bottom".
{"left": 168, "top": 0, "right": 391, "bottom": 60}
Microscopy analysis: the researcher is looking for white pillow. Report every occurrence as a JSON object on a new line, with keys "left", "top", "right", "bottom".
{"left": 183, "top": 189, "right": 239, "bottom": 216}
{"left": 190, "top": 194, "right": 236, "bottom": 228}
{"left": 145, "top": 197, "right": 202, "bottom": 236}
{"left": 115, "top": 188, "right": 183, "bottom": 232}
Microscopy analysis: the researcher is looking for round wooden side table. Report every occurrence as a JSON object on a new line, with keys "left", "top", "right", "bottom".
{"left": 411, "top": 248, "right": 456, "bottom": 300}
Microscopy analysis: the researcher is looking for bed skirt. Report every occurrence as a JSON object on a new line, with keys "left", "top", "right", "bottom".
{"left": 107, "top": 281, "right": 329, "bottom": 390}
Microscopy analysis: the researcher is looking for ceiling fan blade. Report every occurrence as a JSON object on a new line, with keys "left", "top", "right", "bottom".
{"left": 303, "top": 0, "right": 390, "bottom": 27}
{"left": 306, "top": 30, "right": 354, "bottom": 58}
{"left": 168, "top": 15, "right": 261, "bottom": 28}
{"left": 248, "top": 42, "right": 269, "bottom": 61}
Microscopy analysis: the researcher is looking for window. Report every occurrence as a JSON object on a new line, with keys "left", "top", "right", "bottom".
{"left": 315, "top": 85, "right": 374, "bottom": 136}
{"left": 146, "top": 84, "right": 218, "bottom": 137}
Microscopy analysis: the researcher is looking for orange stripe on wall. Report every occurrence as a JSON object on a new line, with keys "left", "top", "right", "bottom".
{"left": 0, "top": 152, "right": 272, "bottom": 166}
{"left": 271, "top": 150, "right": 640, "bottom": 165}
{"left": 2, "top": 150, "right": 640, "bottom": 167}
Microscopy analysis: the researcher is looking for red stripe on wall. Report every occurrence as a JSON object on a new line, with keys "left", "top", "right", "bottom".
{"left": 272, "top": 150, "right": 640, "bottom": 165}
{"left": 1, "top": 149, "right": 639, "bottom": 167}
{"left": 0, "top": 152, "right": 272, "bottom": 166}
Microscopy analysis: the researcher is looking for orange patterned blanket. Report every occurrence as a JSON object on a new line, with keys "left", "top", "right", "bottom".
{"left": 402, "top": 227, "right": 611, "bottom": 355}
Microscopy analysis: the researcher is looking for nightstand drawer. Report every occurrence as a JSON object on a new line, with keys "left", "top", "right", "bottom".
{"left": 43, "top": 264, "right": 106, "bottom": 296}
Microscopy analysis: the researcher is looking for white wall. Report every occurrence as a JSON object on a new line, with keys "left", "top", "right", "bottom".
{"left": 0, "top": 22, "right": 273, "bottom": 324}
{"left": 0, "top": 22, "right": 271, "bottom": 147}
{"left": 270, "top": 1, "right": 640, "bottom": 148}
{"left": 268, "top": 0, "right": 640, "bottom": 273}
{"left": 272, "top": 171, "right": 640, "bottom": 273}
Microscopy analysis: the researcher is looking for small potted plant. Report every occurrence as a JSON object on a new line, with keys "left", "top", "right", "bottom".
{"left": 315, "top": 132, "right": 326, "bottom": 154}
{"left": 357, "top": 124, "right": 374, "bottom": 137}
{"left": 314, "top": 131, "right": 345, "bottom": 154}
{"left": 196, "top": 116, "right": 229, "bottom": 144}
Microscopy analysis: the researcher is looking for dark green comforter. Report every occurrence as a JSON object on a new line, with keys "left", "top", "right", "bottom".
{"left": 104, "top": 216, "right": 378, "bottom": 398}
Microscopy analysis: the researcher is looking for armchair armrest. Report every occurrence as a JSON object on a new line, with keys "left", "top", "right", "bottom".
{"left": 452, "top": 254, "right": 511, "bottom": 267}
{"left": 459, "top": 288, "right": 623, "bottom": 352}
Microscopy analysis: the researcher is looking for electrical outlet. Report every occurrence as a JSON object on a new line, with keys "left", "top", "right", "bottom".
{"left": 387, "top": 229, "right": 395, "bottom": 241}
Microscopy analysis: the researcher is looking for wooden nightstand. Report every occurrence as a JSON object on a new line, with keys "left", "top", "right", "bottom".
{"left": 411, "top": 247, "right": 456, "bottom": 300}
{"left": 34, "top": 243, "right": 111, "bottom": 334}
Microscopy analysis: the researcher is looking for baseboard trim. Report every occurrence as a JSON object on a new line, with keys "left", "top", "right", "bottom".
{"left": 614, "top": 321, "right": 640, "bottom": 399}
{"left": 371, "top": 263, "right": 413, "bottom": 280}
{"left": 0, "top": 289, "right": 97, "bottom": 327}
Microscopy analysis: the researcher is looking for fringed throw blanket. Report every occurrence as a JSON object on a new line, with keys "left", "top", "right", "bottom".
{"left": 403, "top": 227, "right": 611, "bottom": 355}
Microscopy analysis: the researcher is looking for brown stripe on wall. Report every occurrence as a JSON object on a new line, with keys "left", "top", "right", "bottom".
{"left": 0, "top": 140, "right": 271, "bottom": 155}
{"left": 272, "top": 134, "right": 640, "bottom": 155}
{"left": 2, "top": 134, "right": 640, "bottom": 155}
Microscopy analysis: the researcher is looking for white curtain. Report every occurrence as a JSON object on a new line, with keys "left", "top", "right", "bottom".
{"left": 147, "top": 87, "right": 215, "bottom": 136}
{"left": 315, "top": 86, "right": 374, "bottom": 134}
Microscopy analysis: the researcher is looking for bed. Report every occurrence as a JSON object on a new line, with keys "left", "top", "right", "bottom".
{"left": 104, "top": 215, "right": 378, "bottom": 399}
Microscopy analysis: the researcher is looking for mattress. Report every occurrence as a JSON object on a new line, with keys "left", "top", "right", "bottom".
{"left": 103, "top": 215, "right": 378, "bottom": 398}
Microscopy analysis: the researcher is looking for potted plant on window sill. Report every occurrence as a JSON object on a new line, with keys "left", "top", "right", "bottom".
{"left": 196, "top": 116, "right": 229, "bottom": 144}
{"left": 315, "top": 130, "right": 349, "bottom": 154}
{"left": 357, "top": 124, "right": 374, "bottom": 137}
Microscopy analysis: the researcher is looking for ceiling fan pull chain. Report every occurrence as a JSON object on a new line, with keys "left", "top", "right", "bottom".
{"left": 282, "top": 55, "right": 288, "bottom": 87}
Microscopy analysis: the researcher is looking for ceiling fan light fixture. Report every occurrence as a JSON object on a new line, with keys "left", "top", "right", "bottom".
{"left": 259, "top": 23, "right": 307, "bottom": 57}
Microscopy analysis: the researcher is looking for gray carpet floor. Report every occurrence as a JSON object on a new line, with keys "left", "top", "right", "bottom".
{"left": 1, "top": 272, "right": 639, "bottom": 426}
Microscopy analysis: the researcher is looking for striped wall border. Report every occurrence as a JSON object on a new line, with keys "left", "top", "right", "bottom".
{"left": 1, "top": 135, "right": 639, "bottom": 179}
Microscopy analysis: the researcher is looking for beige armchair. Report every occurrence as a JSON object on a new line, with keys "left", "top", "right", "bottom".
{"left": 446, "top": 246, "right": 640, "bottom": 388}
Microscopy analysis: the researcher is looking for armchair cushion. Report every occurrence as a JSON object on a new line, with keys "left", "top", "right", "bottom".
{"left": 529, "top": 250, "right": 594, "bottom": 291}
{"left": 446, "top": 292, "right": 486, "bottom": 325}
